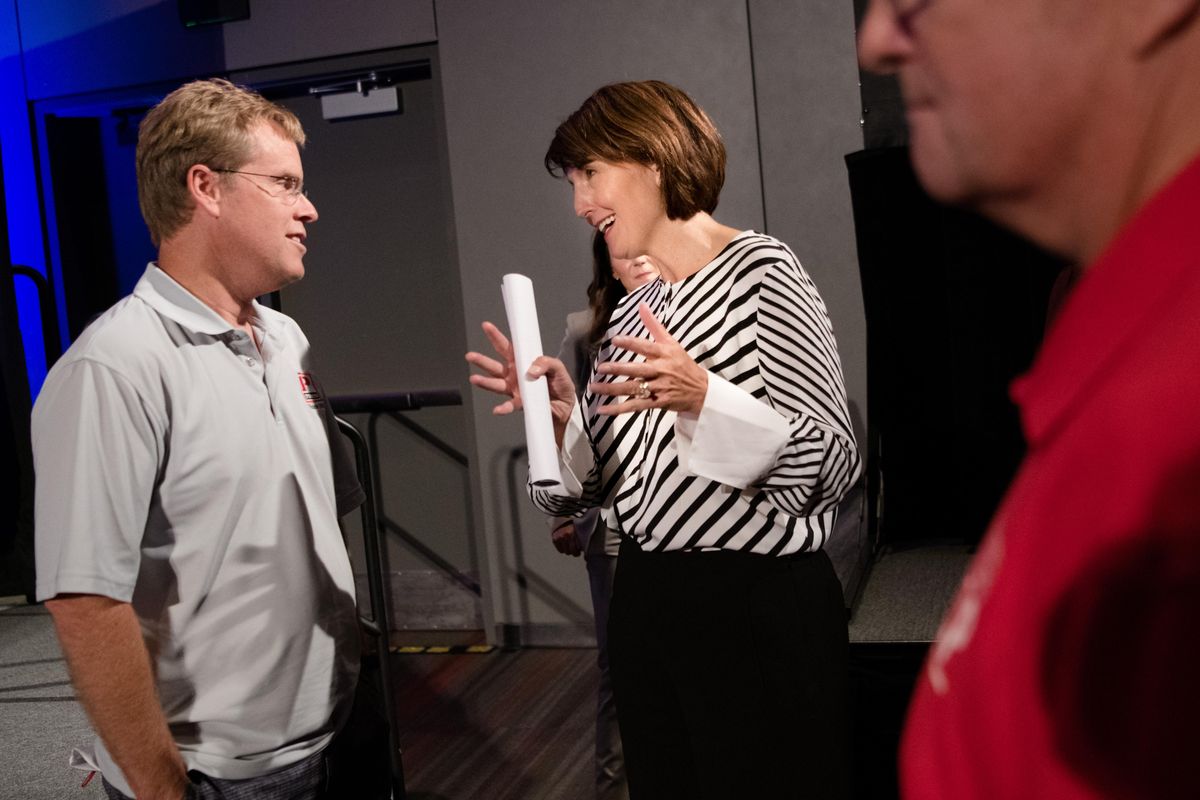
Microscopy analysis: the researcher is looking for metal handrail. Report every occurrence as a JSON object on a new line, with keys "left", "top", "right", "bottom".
{"left": 385, "top": 410, "right": 467, "bottom": 466}
{"left": 377, "top": 516, "right": 481, "bottom": 597}
{"left": 330, "top": 390, "right": 480, "bottom": 597}
{"left": 330, "top": 389, "right": 460, "bottom": 415}
{"left": 10, "top": 265, "right": 61, "bottom": 368}
{"left": 336, "top": 417, "right": 406, "bottom": 799}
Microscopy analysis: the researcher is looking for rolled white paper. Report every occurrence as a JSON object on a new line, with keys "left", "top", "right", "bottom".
{"left": 501, "top": 273, "right": 563, "bottom": 488}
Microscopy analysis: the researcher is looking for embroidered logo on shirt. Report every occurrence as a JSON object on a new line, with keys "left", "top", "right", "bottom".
{"left": 926, "top": 515, "right": 1006, "bottom": 696}
{"left": 297, "top": 372, "right": 325, "bottom": 409}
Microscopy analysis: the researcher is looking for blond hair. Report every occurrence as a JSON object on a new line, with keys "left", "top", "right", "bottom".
{"left": 136, "top": 78, "right": 305, "bottom": 246}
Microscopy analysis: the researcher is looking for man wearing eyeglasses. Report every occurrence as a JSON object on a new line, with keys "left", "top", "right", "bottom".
{"left": 33, "top": 79, "right": 366, "bottom": 799}
{"left": 860, "top": 2, "right": 1200, "bottom": 798}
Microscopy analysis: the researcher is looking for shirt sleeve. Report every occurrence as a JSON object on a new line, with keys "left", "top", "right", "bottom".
{"left": 313, "top": 375, "right": 366, "bottom": 518}
{"left": 529, "top": 315, "right": 608, "bottom": 518}
{"left": 678, "top": 257, "right": 861, "bottom": 516}
{"left": 529, "top": 401, "right": 605, "bottom": 517}
{"left": 674, "top": 372, "right": 790, "bottom": 489}
{"left": 33, "top": 359, "right": 164, "bottom": 602}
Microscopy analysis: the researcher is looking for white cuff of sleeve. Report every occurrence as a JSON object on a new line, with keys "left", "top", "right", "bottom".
{"left": 675, "top": 373, "right": 790, "bottom": 490}
{"left": 556, "top": 402, "right": 592, "bottom": 498}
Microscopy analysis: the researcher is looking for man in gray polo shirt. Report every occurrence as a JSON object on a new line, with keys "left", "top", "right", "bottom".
{"left": 33, "top": 79, "right": 364, "bottom": 799}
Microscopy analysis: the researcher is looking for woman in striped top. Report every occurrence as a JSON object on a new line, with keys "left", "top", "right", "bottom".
{"left": 467, "top": 80, "right": 860, "bottom": 799}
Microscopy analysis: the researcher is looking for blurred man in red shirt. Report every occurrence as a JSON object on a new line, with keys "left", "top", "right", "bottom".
{"left": 860, "top": 2, "right": 1200, "bottom": 797}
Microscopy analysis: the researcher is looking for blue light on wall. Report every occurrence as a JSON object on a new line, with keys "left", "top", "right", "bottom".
{"left": 0, "top": 1, "right": 225, "bottom": 400}
{"left": 1, "top": 2, "right": 49, "bottom": 397}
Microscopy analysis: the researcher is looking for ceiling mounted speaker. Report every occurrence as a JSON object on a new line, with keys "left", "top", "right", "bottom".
{"left": 178, "top": 0, "right": 250, "bottom": 28}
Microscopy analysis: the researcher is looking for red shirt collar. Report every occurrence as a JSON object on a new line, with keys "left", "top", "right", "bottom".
{"left": 1012, "top": 152, "right": 1200, "bottom": 446}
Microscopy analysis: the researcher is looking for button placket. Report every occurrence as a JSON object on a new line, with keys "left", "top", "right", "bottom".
{"left": 225, "top": 333, "right": 270, "bottom": 407}
{"left": 256, "top": 332, "right": 290, "bottom": 424}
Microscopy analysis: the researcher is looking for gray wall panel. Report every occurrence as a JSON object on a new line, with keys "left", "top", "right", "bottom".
{"left": 436, "top": 0, "right": 765, "bottom": 637}
{"left": 261, "top": 57, "right": 474, "bottom": 580}
{"left": 9, "top": 0, "right": 867, "bottom": 642}
{"left": 222, "top": 0, "right": 436, "bottom": 72}
{"left": 749, "top": 0, "right": 866, "bottom": 445}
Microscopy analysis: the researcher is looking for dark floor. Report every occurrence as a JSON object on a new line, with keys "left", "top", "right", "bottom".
{"left": 390, "top": 646, "right": 595, "bottom": 799}
{"left": 846, "top": 543, "right": 973, "bottom": 800}
{"left": 0, "top": 603, "right": 600, "bottom": 800}
{"left": 1, "top": 545, "right": 969, "bottom": 799}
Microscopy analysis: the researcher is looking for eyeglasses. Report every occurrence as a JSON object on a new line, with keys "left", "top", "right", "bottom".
{"left": 884, "top": 0, "right": 934, "bottom": 36}
{"left": 215, "top": 169, "right": 309, "bottom": 205}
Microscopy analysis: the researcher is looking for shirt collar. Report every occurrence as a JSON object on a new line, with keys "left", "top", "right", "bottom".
{"left": 133, "top": 263, "right": 281, "bottom": 342}
{"left": 1012, "top": 152, "right": 1200, "bottom": 446}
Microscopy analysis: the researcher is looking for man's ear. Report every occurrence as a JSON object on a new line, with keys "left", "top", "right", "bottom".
{"left": 1129, "top": 0, "right": 1200, "bottom": 55}
{"left": 188, "top": 164, "right": 223, "bottom": 219}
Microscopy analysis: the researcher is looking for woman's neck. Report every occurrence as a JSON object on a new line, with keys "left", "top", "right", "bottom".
{"left": 646, "top": 212, "right": 742, "bottom": 283}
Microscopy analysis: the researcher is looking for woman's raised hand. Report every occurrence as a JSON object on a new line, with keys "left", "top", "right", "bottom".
{"left": 465, "top": 321, "right": 577, "bottom": 431}
{"left": 589, "top": 302, "right": 709, "bottom": 416}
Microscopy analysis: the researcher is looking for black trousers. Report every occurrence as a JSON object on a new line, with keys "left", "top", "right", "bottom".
{"left": 608, "top": 539, "right": 850, "bottom": 800}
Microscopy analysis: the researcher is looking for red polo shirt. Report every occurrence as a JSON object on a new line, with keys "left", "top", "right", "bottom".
{"left": 900, "top": 155, "right": 1200, "bottom": 799}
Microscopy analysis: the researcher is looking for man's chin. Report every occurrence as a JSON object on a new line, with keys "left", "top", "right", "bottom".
{"left": 279, "top": 263, "right": 306, "bottom": 288}
{"left": 255, "top": 266, "right": 305, "bottom": 300}
{"left": 909, "top": 143, "right": 977, "bottom": 208}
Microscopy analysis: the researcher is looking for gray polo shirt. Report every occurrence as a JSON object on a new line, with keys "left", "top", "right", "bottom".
{"left": 33, "top": 264, "right": 363, "bottom": 792}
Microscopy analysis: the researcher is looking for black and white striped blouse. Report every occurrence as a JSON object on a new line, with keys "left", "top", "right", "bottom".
{"left": 531, "top": 231, "right": 860, "bottom": 555}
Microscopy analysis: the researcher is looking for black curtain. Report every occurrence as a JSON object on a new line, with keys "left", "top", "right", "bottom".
{"left": 45, "top": 114, "right": 120, "bottom": 341}
{"left": 847, "top": 147, "right": 1064, "bottom": 546}
{"left": 0, "top": 141, "right": 37, "bottom": 600}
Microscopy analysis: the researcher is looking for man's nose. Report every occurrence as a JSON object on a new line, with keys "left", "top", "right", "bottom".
{"left": 858, "top": 0, "right": 911, "bottom": 75}
{"left": 297, "top": 193, "right": 318, "bottom": 223}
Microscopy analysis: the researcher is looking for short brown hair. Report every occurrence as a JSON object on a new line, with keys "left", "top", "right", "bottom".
{"left": 136, "top": 78, "right": 305, "bottom": 246}
{"left": 544, "top": 80, "right": 726, "bottom": 220}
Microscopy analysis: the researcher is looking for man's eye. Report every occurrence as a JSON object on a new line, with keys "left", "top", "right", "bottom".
{"left": 279, "top": 177, "right": 299, "bottom": 192}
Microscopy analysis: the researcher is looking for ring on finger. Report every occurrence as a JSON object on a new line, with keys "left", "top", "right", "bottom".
{"left": 635, "top": 379, "right": 652, "bottom": 400}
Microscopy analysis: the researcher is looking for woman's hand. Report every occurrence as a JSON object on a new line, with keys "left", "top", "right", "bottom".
{"left": 465, "top": 322, "right": 577, "bottom": 438}
{"left": 589, "top": 302, "right": 708, "bottom": 416}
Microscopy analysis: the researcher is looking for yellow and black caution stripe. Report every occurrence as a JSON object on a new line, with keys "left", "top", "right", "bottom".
{"left": 388, "top": 644, "right": 496, "bottom": 655}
